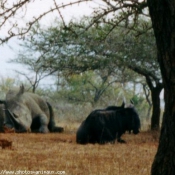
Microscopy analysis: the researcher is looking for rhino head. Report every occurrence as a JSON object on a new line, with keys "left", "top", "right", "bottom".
{"left": 0, "top": 85, "right": 31, "bottom": 133}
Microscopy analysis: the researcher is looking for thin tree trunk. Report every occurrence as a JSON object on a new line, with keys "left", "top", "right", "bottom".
{"left": 142, "top": 84, "right": 152, "bottom": 120}
{"left": 145, "top": 76, "right": 163, "bottom": 131}
{"left": 151, "top": 87, "right": 162, "bottom": 130}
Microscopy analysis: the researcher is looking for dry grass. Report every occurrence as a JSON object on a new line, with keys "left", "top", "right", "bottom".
{"left": 0, "top": 131, "right": 158, "bottom": 175}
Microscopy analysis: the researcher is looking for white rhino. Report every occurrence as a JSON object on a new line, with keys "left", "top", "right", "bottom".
{"left": 0, "top": 85, "right": 63, "bottom": 133}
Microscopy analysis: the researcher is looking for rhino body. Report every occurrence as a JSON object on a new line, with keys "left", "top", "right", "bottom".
{"left": 0, "top": 85, "right": 63, "bottom": 133}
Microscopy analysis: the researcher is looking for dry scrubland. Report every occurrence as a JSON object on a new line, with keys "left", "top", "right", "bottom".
{"left": 0, "top": 127, "right": 158, "bottom": 175}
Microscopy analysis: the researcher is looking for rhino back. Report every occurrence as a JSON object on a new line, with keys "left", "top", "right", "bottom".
{"left": 23, "top": 92, "right": 50, "bottom": 118}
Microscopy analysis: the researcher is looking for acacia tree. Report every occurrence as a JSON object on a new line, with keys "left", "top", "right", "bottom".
{"left": 10, "top": 56, "right": 56, "bottom": 93}
{"left": 3, "top": 2, "right": 162, "bottom": 128}
{"left": 0, "top": 0, "right": 148, "bottom": 44}
{"left": 15, "top": 20, "right": 150, "bottom": 104}
{"left": 1, "top": 0, "right": 175, "bottom": 174}
{"left": 13, "top": 22, "right": 140, "bottom": 105}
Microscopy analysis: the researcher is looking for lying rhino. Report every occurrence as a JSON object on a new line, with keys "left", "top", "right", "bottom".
{"left": 0, "top": 85, "right": 63, "bottom": 133}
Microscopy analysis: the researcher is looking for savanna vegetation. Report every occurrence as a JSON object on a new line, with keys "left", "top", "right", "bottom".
{"left": 3, "top": 19, "right": 161, "bottom": 131}
{"left": 1, "top": 0, "right": 175, "bottom": 174}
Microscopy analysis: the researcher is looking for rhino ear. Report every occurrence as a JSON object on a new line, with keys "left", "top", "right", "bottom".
{"left": 18, "top": 84, "right": 25, "bottom": 95}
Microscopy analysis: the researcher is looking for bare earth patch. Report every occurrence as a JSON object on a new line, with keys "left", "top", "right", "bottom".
{"left": 0, "top": 132, "right": 158, "bottom": 175}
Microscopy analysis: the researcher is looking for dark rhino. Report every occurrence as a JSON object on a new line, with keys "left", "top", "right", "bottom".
{"left": 106, "top": 102, "right": 132, "bottom": 134}
{"left": 0, "top": 85, "right": 63, "bottom": 133}
{"left": 76, "top": 105, "right": 140, "bottom": 144}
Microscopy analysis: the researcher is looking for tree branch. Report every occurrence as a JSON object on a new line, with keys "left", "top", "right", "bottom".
{"left": 0, "top": 0, "right": 149, "bottom": 44}
{"left": 128, "top": 64, "right": 160, "bottom": 83}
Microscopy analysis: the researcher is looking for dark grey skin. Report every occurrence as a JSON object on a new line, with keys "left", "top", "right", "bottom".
{"left": 76, "top": 102, "right": 126, "bottom": 144}
{"left": 76, "top": 105, "right": 140, "bottom": 144}
{"left": 0, "top": 85, "right": 63, "bottom": 133}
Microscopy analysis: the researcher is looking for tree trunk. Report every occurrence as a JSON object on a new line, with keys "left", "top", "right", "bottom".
{"left": 151, "top": 93, "right": 175, "bottom": 175}
{"left": 128, "top": 67, "right": 163, "bottom": 131}
{"left": 147, "top": 0, "right": 175, "bottom": 174}
{"left": 142, "top": 84, "right": 152, "bottom": 120}
{"left": 151, "top": 87, "right": 162, "bottom": 130}
{"left": 145, "top": 76, "right": 163, "bottom": 130}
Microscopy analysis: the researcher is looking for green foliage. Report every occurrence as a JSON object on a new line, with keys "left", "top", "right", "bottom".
{"left": 131, "top": 94, "right": 144, "bottom": 106}
{"left": 0, "top": 77, "right": 22, "bottom": 98}
{"left": 53, "top": 71, "right": 120, "bottom": 105}
{"left": 7, "top": 17, "right": 159, "bottom": 122}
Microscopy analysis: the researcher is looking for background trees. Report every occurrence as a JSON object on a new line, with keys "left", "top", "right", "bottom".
{"left": 11, "top": 19, "right": 161, "bottom": 129}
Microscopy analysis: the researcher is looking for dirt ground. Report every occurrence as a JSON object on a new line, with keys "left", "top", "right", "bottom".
{"left": 0, "top": 131, "right": 158, "bottom": 175}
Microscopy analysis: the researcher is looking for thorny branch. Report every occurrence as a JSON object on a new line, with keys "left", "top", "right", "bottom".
{"left": 0, "top": 0, "right": 148, "bottom": 44}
